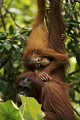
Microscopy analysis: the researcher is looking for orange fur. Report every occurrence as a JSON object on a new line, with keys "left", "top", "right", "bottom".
{"left": 23, "top": 0, "right": 68, "bottom": 61}
{"left": 23, "top": 0, "right": 68, "bottom": 81}
{"left": 17, "top": 72, "right": 76, "bottom": 120}
{"left": 48, "top": 0, "right": 66, "bottom": 53}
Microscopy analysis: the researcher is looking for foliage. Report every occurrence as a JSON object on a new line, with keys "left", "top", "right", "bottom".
{"left": 0, "top": 96, "right": 45, "bottom": 120}
{"left": 0, "top": 0, "right": 80, "bottom": 118}
{"left": 62, "top": 2, "right": 80, "bottom": 116}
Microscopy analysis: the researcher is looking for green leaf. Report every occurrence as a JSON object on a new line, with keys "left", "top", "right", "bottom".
{"left": 3, "top": 42, "right": 11, "bottom": 50}
{"left": 20, "top": 96, "right": 45, "bottom": 120}
{"left": 0, "top": 100, "right": 24, "bottom": 120}
{"left": 13, "top": 61, "right": 19, "bottom": 68}
{"left": 9, "top": 25, "right": 14, "bottom": 34}
{"left": 12, "top": 44, "right": 19, "bottom": 49}
{"left": 20, "top": 0, "right": 31, "bottom": 6}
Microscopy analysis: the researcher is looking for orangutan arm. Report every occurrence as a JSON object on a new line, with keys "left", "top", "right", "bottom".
{"left": 37, "top": 61, "right": 63, "bottom": 81}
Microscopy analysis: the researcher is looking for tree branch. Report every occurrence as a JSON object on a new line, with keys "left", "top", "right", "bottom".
{"left": 0, "top": 0, "right": 3, "bottom": 8}
{"left": 68, "top": 69, "right": 80, "bottom": 76}
{"left": 73, "top": 108, "right": 80, "bottom": 117}
{"left": 0, "top": 8, "right": 6, "bottom": 31}
{"left": 3, "top": 6, "right": 27, "bottom": 30}
{"left": 0, "top": 58, "right": 9, "bottom": 68}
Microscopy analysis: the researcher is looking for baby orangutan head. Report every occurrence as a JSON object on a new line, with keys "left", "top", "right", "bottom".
{"left": 23, "top": 51, "right": 50, "bottom": 70}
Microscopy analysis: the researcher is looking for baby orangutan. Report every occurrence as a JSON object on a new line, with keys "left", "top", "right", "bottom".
{"left": 16, "top": 72, "right": 76, "bottom": 120}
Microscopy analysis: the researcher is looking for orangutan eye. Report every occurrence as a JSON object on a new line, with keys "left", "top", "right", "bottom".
{"left": 33, "top": 51, "right": 38, "bottom": 55}
{"left": 36, "top": 57, "right": 41, "bottom": 63}
{"left": 37, "top": 59, "right": 41, "bottom": 63}
{"left": 36, "top": 64, "right": 40, "bottom": 68}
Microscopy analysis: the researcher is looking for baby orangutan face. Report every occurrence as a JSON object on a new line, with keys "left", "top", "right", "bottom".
{"left": 24, "top": 51, "right": 50, "bottom": 70}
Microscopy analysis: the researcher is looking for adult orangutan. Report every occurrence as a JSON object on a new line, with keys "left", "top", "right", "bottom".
{"left": 16, "top": 72, "right": 76, "bottom": 120}
{"left": 23, "top": 0, "right": 68, "bottom": 82}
